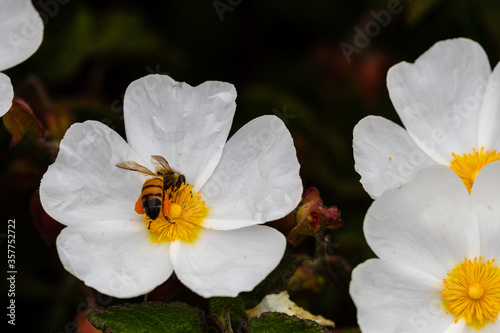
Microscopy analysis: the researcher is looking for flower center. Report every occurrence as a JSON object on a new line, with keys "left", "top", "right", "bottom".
{"left": 441, "top": 257, "right": 500, "bottom": 328}
{"left": 468, "top": 283, "right": 484, "bottom": 300}
{"left": 145, "top": 183, "right": 208, "bottom": 243}
{"left": 450, "top": 147, "right": 500, "bottom": 193}
{"left": 169, "top": 203, "right": 182, "bottom": 219}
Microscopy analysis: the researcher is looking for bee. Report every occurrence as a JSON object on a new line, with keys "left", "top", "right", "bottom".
{"left": 115, "top": 155, "right": 186, "bottom": 226}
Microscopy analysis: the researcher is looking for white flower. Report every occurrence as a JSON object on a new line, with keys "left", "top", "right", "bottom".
{"left": 40, "top": 74, "right": 302, "bottom": 298}
{"left": 350, "top": 163, "right": 500, "bottom": 332}
{"left": 0, "top": 0, "right": 44, "bottom": 116}
{"left": 353, "top": 38, "right": 500, "bottom": 198}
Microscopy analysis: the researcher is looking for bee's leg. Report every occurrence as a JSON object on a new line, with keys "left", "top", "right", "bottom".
{"left": 147, "top": 221, "right": 152, "bottom": 229}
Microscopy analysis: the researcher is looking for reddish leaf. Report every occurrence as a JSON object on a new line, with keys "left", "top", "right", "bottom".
{"left": 75, "top": 313, "right": 103, "bottom": 333}
{"left": 3, "top": 97, "right": 45, "bottom": 147}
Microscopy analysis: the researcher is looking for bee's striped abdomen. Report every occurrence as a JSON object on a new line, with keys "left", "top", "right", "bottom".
{"left": 141, "top": 178, "right": 163, "bottom": 220}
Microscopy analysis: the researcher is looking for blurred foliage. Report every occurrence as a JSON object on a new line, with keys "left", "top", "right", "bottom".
{"left": 4, "top": 0, "right": 500, "bottom": 331}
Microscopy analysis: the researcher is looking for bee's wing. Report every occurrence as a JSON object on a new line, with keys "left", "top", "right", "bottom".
{"left": 115, "top": 161, "right": 156, "bottom": 176}
{"left": 151, "top": 155, "right": 174, "bottom": 173}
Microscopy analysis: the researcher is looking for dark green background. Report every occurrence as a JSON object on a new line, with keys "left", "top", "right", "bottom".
{"left": 2, "top": 0, "right": 499, "bottom": 331}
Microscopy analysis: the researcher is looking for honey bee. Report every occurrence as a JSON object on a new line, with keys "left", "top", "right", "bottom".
{"left": 115, "top": 155, "right": 186, "bottom": 226}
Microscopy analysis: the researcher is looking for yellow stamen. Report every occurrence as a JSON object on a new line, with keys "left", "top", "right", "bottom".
{"left": 141, "top": 183, "right": 208, "bottom": 243}
{"left": 450, "top": 147, "right": 500, "bottom": 193}
{"left": 441, "top": 257, "right": 500, "bottom": 328}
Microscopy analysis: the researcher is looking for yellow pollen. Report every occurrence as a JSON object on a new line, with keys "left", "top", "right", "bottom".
{"left": 441, "top": 257, "right": 500, "bottom": 328}
{"left": 450, "top": 147, "right": 500, "bottom": 193}
{"left": 143, "top": 183, "right": 208, "bottom": 243}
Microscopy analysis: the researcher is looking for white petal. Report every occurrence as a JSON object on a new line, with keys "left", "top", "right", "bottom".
{"left": 123, "top": 74, "right": 236, "bottom": 189}
{"left": 444, "top": 320, "right": 466, "bottom": 333}
{"left": 170, "top": 225, "right": 286, "bottom": 298}
{"left": 470, "top": 162, "right": 500, "bottom": 259}
{"left": 365, "top": 165, "right": 480, "bottom": 279}
{"left": 0, "top": 0, "right": 43, "bottom": 71}
{"left": 200, "top": 115, "right": 302, "bottom": 230}
{"left": 387, "top": 38, "right": 490, "bottom": 164}
{"left": 40, "top": 121, "right": 145, "bottom": 226}
{"left": 350, "top": 259, "right": 455, "bottom": 333}
{"left": 57, "top": 220, "right": 173, "bottom": 298}
{"left": 353, "top": 116, "right": 435, "bottom": 198}
{"left": 477, "top": 61, "right": 500, "bottom": 150}
{"left": 0, "top": 72, "right": 13, "bottom": 117}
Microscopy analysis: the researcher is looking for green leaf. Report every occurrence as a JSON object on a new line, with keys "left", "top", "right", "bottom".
{"left": 246, "top": 312, "right": 330, "bottom": 333}
{"left": 240, "top": 255, "right": 307, "bottom": 309}
{"left": 209, "top": 296, "right": 247, "bottom": 331}
{"left": 88, "top": 302, "right": 206, "bottom": 333}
